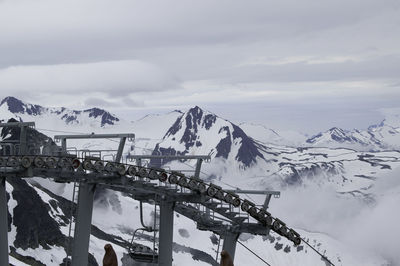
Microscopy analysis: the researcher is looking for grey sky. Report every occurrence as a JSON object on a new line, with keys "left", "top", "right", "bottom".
{"left": 0, "top": 0, "right": 399, "bottom": 133}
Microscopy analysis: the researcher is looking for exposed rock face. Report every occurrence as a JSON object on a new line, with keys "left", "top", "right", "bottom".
{"left": 9, "top": 178, "right": 65, "bottom": 250}
{"left": 152, "top": 106, "right": 264, "bottom": 168}
{"left": 1, "top": 96, "right": 43, "bottom": 116}
{"left": 85, "top": 107, "right": 120, "bottom": 126}
{"left": 215, "top": 126, "right": 232, "bottom": 159}
{"left": 231, "top": 124, "right": 264, "bottom": 166}
{"left": 0, "top": 96, "right": 120, "bottom": 127}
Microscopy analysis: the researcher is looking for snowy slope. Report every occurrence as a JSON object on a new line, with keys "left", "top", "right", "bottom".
{"left": 240, "top": 122, "right": 307, "bottom": 146}
{"left": 128, "top": 110, "right": 183, "bottom": 156}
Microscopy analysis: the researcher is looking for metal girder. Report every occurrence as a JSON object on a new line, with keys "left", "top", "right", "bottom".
{"left": 115, "top": 137, "right": 126, "bottom": 163}
{"left": 128, "top": 155, "right": 211, "bottom": 160}
{"left": 263, "top": 194, "right": 272, "bottom": 209}
{"left": 158, "top": 200, "right": 174, "bottom": 266}
{"left": 54, "top": 133, "right": 135, "bottom": 140}
{"left": 0, "top": 177, "right": 9, "bottom": 266}
{"left": 222, "top": 232, "right": 240, "bottom": 262}
{"left": 0, "top": 122, "right": 35, "bottom": 128}
{"left": 194, "top": 159, "right": 203, "bottom": 178}
{"left": 19, "top": 125, "right": 27, "bottom": 155}
{"left": 225, "top": 189, "right": 280, "bottom": 196}
{"left": 71, "top": 183, "right": 96, "bottom": 266}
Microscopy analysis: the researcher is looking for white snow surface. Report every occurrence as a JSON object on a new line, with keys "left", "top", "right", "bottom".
{"left": 240, "top": 122, "right": 307, "bottom": 146}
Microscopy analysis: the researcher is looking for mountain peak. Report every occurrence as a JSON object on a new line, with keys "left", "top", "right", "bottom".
{"left": 0, "top": 96, "right": 120, "bottom": 127}
{"left": 1, "top": 96, "right": 24, "bottom": 110}
{"left": 1, "top": 96, "right": 43, "bottom": 115}
{"left": 188, "top": 105, "right": 202, "bottom": 112}
{"left": 83, "top": 107, "right": 120, "bottom": 126}
{"left": 155, "top": 106, "right": 264, "bottom": 168}
{"left": 186, "top": 106, "right": 206, "bottom": 119}
{"left": 1, "top": 96, "right": 22, "bottom": 105}
{"left": 328, "top": 127, "right": 347, "bottom": 136}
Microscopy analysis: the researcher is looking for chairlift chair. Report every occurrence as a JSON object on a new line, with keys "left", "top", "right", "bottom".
{"left": 128, "top": 200, "right": 159, "bottom": 264}
{"left": 128, "top": 228, "right": 159, "bottom": 264}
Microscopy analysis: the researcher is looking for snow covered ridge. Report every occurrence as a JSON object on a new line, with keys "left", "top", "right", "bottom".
{"left": 306, "top": 127, "right": 383, "bottom": 150}
{"left": 152, "top": 106, "right": 265, "bottom": 168}
{"left": 0, "top": 96, "right": 120, "bottom": 127}
{"left": 305, "top": 120, "right": 400, "bottom": 150}
{"left": 2, "top": 95, "right": 399, "bottom": 151}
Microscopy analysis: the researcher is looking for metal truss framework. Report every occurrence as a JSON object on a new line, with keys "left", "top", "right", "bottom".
{"left": 0, "top": 123, "right": 301, "bottom": 266}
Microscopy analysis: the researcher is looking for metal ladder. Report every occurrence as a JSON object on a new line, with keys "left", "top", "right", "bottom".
{"left": 64, "top": 181, "right": 80, "bottom": 265}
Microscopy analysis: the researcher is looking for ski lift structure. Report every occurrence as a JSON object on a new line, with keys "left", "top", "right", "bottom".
{"left": 0, "top": 122, "right": 315, "bottom": 266}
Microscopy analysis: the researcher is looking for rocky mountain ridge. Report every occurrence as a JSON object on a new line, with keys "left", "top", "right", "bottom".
{"left": 151, "top": 106, "right": 265, "bottom": 168}
{"left": 0, "top": 96, "right": 119, "bottom": 127}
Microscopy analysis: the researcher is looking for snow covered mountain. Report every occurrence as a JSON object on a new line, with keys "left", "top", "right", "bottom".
{"left": 0, "top": 96, "right": 120, "bottom": 128}
{"left": 306, "top": 122, "right": 400, "bottom": 150}
{"left": 305, "top": 127, "right": 383, "bottom": 150}
{"left": 151, "top": 106, "right": 265, "bottom": 168}
{"left": 367, "top": 112, "right": 400, "bottom": 149}
{"left": 304, "top": 109, "right": 400, "bottom": 150}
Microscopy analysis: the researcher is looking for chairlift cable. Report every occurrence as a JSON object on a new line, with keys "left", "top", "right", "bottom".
{"left": 237, "top": 240, "right": 272, "bottom": 266}
{"left": 301, "top": 238, "right": 335, "bottom": 266}
{"left": 37, "top": 128, "right": 89, "bottom": 134}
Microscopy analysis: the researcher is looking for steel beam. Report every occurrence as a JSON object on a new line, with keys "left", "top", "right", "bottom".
{"left": 158, "top": 200, "right": 174, "bottom": 266}
{"left": 115, "top": 137, "right": 126, "bottom": 163}
{"left": 194, "top": 159, "right": 203, "bottom": 178}
{"left": 128, "top": 155, "right": 211, "bottom": 160}
{"left": 225, "top": 190, "right": 280, "bottom": 196}
{"left": 55, "top": 133, "right": 135, "bottom": 140}
{"left": 263, "top": 194, "right": 272, "bottom": 210}
{"left": 19, "top": 125, "right": 27, "bottom": 155}
{"left": 0, "top": 177, "right": 9, "bottom": 266}
{"left": 0, "top": 122, "right": 35, "bottom": 127}
{"left": 71, "top": 183, "right": 96, "bottom": 266}
{"left": 61, "top": 139, "right": 67, "bottom": 153}
{"left": 222, "top": 232, "right": 239, "bottom": 262}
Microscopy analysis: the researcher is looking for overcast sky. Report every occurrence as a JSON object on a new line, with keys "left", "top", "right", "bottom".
{"left": 0, "top": 0, "right": 399, "bottom": 133}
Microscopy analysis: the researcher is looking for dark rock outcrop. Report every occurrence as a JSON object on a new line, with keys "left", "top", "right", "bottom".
{"left": 8, "top": 178, "right": 65, "bottom": 250}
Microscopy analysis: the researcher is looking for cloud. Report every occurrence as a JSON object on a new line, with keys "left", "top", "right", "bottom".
{"left": 84, "top": 98, "right": 119, "bottom": 108}
{"left": 0, "top": 60, "right": 181, "bottom": 97}
{"left": 0, "top": 0, "right": 399, "bottom": 133}
{"left": 216, "top": 54, "right": 400, "bottom": 83}
{"left": 268, "top": 167, "right": 400, "bottom": 264}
